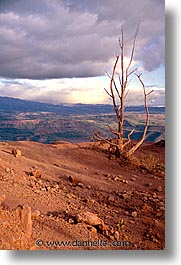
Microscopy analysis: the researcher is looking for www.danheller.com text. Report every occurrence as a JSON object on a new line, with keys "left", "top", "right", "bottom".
{"left": 36, "top": 239, "right": 131, "bottom": 248}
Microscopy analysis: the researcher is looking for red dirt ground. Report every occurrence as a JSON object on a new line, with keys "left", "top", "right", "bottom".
{"left": 0, "top": 140, "right": 165, "bottom": 250}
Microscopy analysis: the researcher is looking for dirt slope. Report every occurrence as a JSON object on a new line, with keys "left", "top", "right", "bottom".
{"left": 0, "top": 140, "right": 165, "bottom": 250}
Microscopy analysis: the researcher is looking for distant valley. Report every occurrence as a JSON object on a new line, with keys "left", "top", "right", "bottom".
{"left": 0, "top": 96, "right": 165, "bottom": 143}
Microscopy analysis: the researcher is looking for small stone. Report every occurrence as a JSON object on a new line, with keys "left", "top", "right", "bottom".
{"left": 156, "top": 186, "right": 163, "bottom": 192}
{"left": 142, "top": 205, "right": 153, "bottom": 214}
{"left": 77, "top": 182, "right": 83, "bottom": 188}
{"left": 155, "top": 232, "right": 161, "bottom": 240}
{"left": 146, "top": 183, "right": 152, "bottom": 187}
{"left": 68, "top": 175, "right": 80, "bottom": 185}
{"left": 87, "top": 185, "right": 91, "bottom": 190}
{"left": 109, "top": 236, "right": 114, "bottom": 241}
{"left": 68, "top": 218, "right": 74, "bottom": 224}
{"left": 159, "top": 207, "right": 165, "bottom": 211}
{"left": 52, "top": 184, "right": 59, "bottom": 190}
{"left": 12, "top": 148, "right": 21, "bottom": 157}
{"left": 30, "top": 169, "right": 42, "bottom": 178}
{"left": 87, "top": 226, "right": 97, "bottom": 234}
{"left": 5, "top": 168, "right": 11, "bottom": 173}
{"left": 0, "top": 194, "right": 6, "bottom": 205}
{"left": 108, "top": 195, "right": 115, "bottom": 202}
{"left": 34, "top": 189, "right": 41, "bottom": 194}
{"left": 76, "top": 211, "right": 103, "bottom": 226}
{"left": 114, "top": 231, "right": 120, "bottom": 241}
{"left": 131, "top": 178, "right": 136, "bottom": 181}
{"left": 31, "top": 210, "right": 41, "bottom": 219}
{"left": 120, "top": 193, "right": 129, "bottom": 199}
{"left": 131, "top": 211, "right": 138, "bottom": 218}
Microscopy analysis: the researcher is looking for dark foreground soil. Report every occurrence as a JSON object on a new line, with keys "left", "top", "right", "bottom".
{"left": 0, "top": 140, "right": 165, "bottom": 250}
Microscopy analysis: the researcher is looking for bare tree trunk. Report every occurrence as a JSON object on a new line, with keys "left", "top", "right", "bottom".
{"left": 95, "top": 22, "right": 153, "bottom": 158}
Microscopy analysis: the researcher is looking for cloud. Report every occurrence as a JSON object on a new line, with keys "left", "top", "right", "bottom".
{"left": 0, "top": 77, "right": 165, "bottom": 106}
{"left": 0, "top": 0, "right": 165, "bottom": 80}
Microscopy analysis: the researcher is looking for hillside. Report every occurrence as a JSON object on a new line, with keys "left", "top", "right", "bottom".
{"left": 0, "top": 140, "right": 165, "bottom": 250}
{"left": 0, "top": 96, "right": 165, "bottom": 114}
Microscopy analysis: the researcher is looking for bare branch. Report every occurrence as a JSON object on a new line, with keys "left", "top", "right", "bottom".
{"left": 105, "top": 72, "right": 111, "bottom": 79}
{"left": 146, "top": 90, "right": 154, "bottom": 96}
{"left": 116, "top": 73, "right": 122, "bottom": 87}
{"left": 104, "top": 88, "right": 113, "bottom": 98}
{"left": 94, "top": 132, "right": 119, "bottom": 148}
{"left": 110, "top": 55, "right": 120, "bottom": 119}
{"left": 124, "top": 89, "right": 129, "bottom": 99}
{"left": 123, "top": 129, "right": 135, "bottom": 148}
{"left": 125, "top": 73, "right": 150, "bottom": 157}
{"left": 127, "top": 67, "right": 138, "bottom": 77}
{"left": 127, "top": 78, "right": 132, "bottom": 87}
{"left": 107, "top": 125, "right": 120, "bottom": 136}
{"left": 112, "top": 78, "right": 121, "bottom": 100}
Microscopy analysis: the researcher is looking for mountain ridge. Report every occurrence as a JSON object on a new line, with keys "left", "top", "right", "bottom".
{"left": 0, "top": 96, "right": 165, "bottom": 114}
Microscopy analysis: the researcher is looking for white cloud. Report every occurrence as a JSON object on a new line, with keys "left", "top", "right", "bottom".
{"left": 0, "top": 76, "right": 165, "bottom": 106}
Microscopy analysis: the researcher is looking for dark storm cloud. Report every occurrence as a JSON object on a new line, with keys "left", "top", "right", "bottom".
{"left": 0, "top": 0, "right": 164, "bottom": 79}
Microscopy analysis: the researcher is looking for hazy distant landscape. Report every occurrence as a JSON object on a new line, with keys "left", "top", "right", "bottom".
{"left": 0, "top": 96, "right": 165, "bottom": 144}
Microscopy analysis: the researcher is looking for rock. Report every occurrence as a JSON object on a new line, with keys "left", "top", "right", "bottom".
{"left": 131, "top": 211, "right": 138, "bottom": 218}
{"left": 68, "top": 175, "right": 81, "bottom": 185}
{"left": 87, "top": 226, "right": 97, "bottom": 234}
{"left": 156, "top": 186, "right": 163, "bottom": 192}
{"left": 52, "top": 184, "right": 59, "bottom": 190}
{"left": 86, "top": 185, "right": 91, "bottom": 190}
{"left": 146, "top": 183, "right": 153, "bottom": 187}
{"left": 30, "top": 169, "right": 42, "bottom": 178}
{"left": 5, "top": 168, "right": 11, "bottom": 173}
{"left": 109, "top": 235, "right": 114, "bottom": 241}
{"left": 76, "top": 211, "right": 103, "bottom": 226}
{"left": 108, "top": 195, "right": 115, "bottom": 202}
{"left": 31, "top": 210, "right": 41, "bottom": 219}
{"left": 142, "top": 205, "right": 153, "bottom": 214}
{"left": 77, "top": 182, "right": 84, "bottom": 188}
{"left": 12, "top": 148, "right": 21, "bottom": 157}
{"left": 68, "top": 218, "right": 74, "bottom": 224}
{"left": 159, "top": 207, "right": 165, "bottom": 211}
{"left": 0, "top": 194, "right": 6, "bottom": 205}
{"left": 114, "top": 231, "right": 120, "bottom": 241}
{"left": 21, "top": 205, "right": 32, "bottom": 237}
{"left": 131, "top": 178, "right": 136, "bottom": 181}
{"left": 120, "top": 193, "right": 129, "bottom": 200}
{"left": 120, "top": 179, "right": 128, "bottom": 184}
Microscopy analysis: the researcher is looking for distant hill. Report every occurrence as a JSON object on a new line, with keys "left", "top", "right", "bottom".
{"left": 0, "top": 96, "right": 165, "bottom": 115}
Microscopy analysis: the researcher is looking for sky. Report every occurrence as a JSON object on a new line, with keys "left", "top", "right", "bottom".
{"left": 0, "top": 0, "right": 165, "bottom": 106}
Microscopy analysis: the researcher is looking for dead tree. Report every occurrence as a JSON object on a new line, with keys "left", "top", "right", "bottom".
{"left": 95, "top": 23, "right": 153, "bottom": 157}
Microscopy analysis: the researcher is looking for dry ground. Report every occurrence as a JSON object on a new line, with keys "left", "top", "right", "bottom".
{"left": 0, "top": 140, "right": 165, "bottom": 250}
